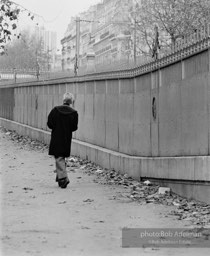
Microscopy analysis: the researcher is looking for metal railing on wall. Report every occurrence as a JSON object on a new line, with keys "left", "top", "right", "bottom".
{"left": 0, "top": 69, "right": 76, "bottom": 85}
{"left": 0, "top": 23, "right": 210, "bottom": 86}
{"left": 0, "top": 56, "right": 152, "bottom": 85}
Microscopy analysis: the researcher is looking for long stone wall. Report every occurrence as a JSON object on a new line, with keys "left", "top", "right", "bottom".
{"left": 0, "top": 46, "right": 210, "bottom": 202}
{"left": 1, "top": 50, "right": 209, "bottom": 157}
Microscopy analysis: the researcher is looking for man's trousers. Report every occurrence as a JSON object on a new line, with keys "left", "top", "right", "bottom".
{"left": 55, "top": 157, "right": 68, "bottom": 180}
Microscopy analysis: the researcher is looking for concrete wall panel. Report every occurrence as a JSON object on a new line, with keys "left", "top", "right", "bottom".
{"left": 0, "top": 88, "right": 14, "bottom": 120}
{"left": 44, "top": 85, "right": 49, "bottom": 94}
{"left": 133, "top": 92, "right": 150, "bottom": 123}
{"left": 96, "top": 149, "right": 110, "bottom": 170}
{"left": 83, "top": 118, "right": 94, "bottom": 143}
{"left": 161, "top": 62, "right": 182, "bottom": 87}
{"left": 181, "top": 114, "right": 208, "bottom": 155}
{"left": 133, "top": 92, "right": 151, "bottom": 155}
{"left": 95, "top": 81, "right": 106, "bottom": 94}
{"left": 169, "top": 158, "right": 195, "bottom": 180}
{"left": 37, "top": 95, "right": 44, "bottom": 129}
{"left": 120, "top": 79, "right": 134, "bottom": 94}
{"left": 119, "top": 120, "right": 133, "bottom": 154}
{"left": 194, "top": 157, "right": 210, "bottom": 181}
{"left": 26, "top": 94, "right": 29, "bottom": 126}
{"left": 86, "top": 81, "right": 95, "bottom": 94}
{"left": 133, "top": 123, "right": 151, "bottom": 156}
{"left": 118, "top": 94, "right": 134, "bottom": 154}
{"left": 208, "top": 74, "right": 210, "bottom": 155}
{"left": 180, "top": 75, "right": 208, "bottom": 155}
{"left": 119, "top": 94, "right": 133, "bottom": 121}
{"left": 54, "top": 84, "right": 59, "bottom": 95}
{"left": 107, "top": 80, "right": 119, "bottom": 94}
{"left": 76, "top": 95, "right": 85, "bottom": 141}
{"left": 109, "top": 152, "right": 121, "bottom": 172}
{"left": 105, "top": 120, "right": 119, "bottom": 151}
{"left": 94, "top": 120, "right": 106, "bottom": 147}
{"left": 94, "top": 94, "right": 105, "bottom": 121}
{"left": 85, "top": 94, "right": 94, "bottom": 119}
{"left": 59, "top": 84, "right": 67, "bottom": 94}
{"left": 184, "top": 51, "right": 209, "bottom": 79}
{"left": 23, "top": 94, "right": 27, "bottom": 125}
{"left": 43, "top": 95, "right": 48, "bottom": 130}
{"left": 94, "top": 81, "right": 106, "bottom": 148}
{"left": 45, "top": 95, "right": 54, "bottom": 131}
{"left": 14, "top": 93, "right": 19, "bottom": 123}
{"left": 66, "top": 83, "right": 74, "bottom": 93}
{"left": 53, "top": 93, "right": 60, "bottom": 107}
{"left": 136, "top": 73, "right": 151, "bottom": 92}
{"left": 20, "top": 94, "right": 24, "bottom": 124}
{"left": 159, "top": 83, "right": 182, "bottom": 156}
{"left": 28, "top": 94, "right": 32, "bottom": 126}
{"left": 13, "top": 88, "right": 17, "bottom": 122}
{"left": 105, "top": 94, "right": 119, "bottom": 138}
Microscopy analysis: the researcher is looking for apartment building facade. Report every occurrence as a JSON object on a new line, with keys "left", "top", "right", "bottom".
{"left": 61, "top": 0, "right": 136, "bottom": 71}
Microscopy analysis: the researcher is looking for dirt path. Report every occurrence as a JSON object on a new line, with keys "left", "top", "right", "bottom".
{"left": 0, "top": 127, "right": 209, "bottom": 256}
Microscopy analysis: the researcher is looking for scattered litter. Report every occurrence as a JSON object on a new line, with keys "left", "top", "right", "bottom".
{"left": 95, "top": 169, "right": 103, "bottom": 174}
{"left": 143, "top": 180, "right": 152, "bottom": 186}
{"left": 68, "top": 168, "right": 76, "bottom": 172}
{"left": 81, "top": 226, "right": 90, "bottom": 229}
{"left": 23, "top": 187, "right": 33, "bottom": 191}
{"left": 83, "top": 199, "right": 94, "bottom": 203}
{"left": 173, "top": 202, "right": 181, "bottom": 207}
{"left": 75, "top": 157, "right": 210, "bottom": 226}
{"left": 58, "top": 201, "right": 67, "bottom": 204}
{"left": 158, "top": 187, "right": 171, "bottom": 194}
{"left": 1, "top": 127, "right": 48, "bottom": 152}
{"left": 69, "top": 157, "right": 76, "bottom": 163}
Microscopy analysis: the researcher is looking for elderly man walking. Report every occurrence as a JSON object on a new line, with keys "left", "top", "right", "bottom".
{"left": 47, "top": 92, "right": 78, "bottom": 188}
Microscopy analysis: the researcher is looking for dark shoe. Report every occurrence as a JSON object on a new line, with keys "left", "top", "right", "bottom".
{"left": 58, "top": 177, "right": 70, "bottom": 189}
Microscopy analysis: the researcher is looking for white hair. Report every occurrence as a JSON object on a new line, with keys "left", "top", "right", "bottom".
{"left": 63, "top": 92, "right": 74, "bottom": 105}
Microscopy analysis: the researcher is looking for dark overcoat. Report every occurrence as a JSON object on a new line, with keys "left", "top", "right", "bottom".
{"left": 47, "top": 104, "right": 78, "bottom": 157}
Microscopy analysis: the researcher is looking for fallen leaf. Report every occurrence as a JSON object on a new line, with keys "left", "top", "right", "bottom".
{"left": 83, "top": 199, "right": 94, "bottom": 203}
{"left": 58, "top": 201, "right": 67, "bottom": 204}
{"left": 23, "top": 187, "right": 33, "bottom": 191}
{"left": 81, "top": 226, "right": 90, "bottom": 229}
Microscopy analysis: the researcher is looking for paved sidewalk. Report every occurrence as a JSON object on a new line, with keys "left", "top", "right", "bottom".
{"left": 0, "top": 128, "right": 209, "bottom": 256}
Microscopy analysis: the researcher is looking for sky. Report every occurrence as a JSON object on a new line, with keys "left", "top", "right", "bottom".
{"left": 13, "top": 0, "right": 101, "bottom": 48}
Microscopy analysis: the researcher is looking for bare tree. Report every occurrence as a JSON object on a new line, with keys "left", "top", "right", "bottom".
{"left": 0, "top": 29, "right": 48, "bottom": 70}
{"left": 142, "top": 0, "right": 209, "bottom": 44}
{"left": 119, "top": 0, "right": 210, "bottom": 58}
{"left": 0, "top": 0, "right": 35, "bottom": 54}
